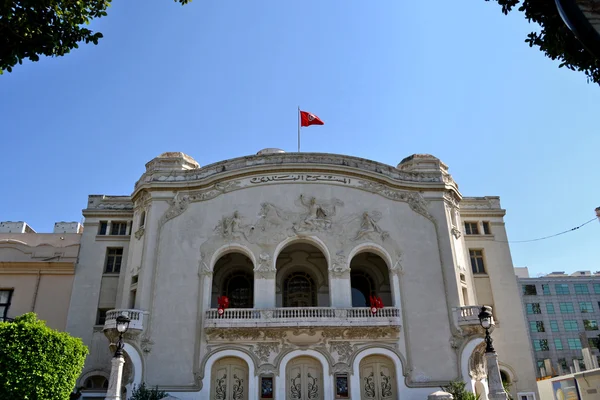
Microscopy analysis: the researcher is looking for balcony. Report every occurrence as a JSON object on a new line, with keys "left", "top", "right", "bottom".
{"left": 103, "top": 309, "right": 147, "bottom": 332}
{"left": 453, "top": 305, "right": 495, "bottom": 335}
{"left": 204, "top": 307, "right": 402, "bottom": 329}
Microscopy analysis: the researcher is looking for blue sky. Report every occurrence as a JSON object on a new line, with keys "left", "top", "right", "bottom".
{"left": 1, "top": 1, "right": 598, "bottom": 276}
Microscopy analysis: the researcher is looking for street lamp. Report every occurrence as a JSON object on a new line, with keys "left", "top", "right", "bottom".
{"left": 105, "top": 313, "right": 130, "bottom": 400}
{"left": 477, "top": 306, "right": 507, "bottom": 400}
{"left": 114, "top": 315, "right": 130, "bottom": 357}
{"left": 478, "top": 305, "right": 495, "bottom": 353}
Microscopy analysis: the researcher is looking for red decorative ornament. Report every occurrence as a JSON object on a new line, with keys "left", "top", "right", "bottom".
{"left": 369, "top": 295, "right": 384, "bottom": 314}
{"left": 217, "top": 295, "right": 230, "bottom": 317}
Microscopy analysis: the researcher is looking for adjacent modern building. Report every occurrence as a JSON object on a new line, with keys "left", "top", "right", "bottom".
{"left": 517, "top": 267, "right": 600, "bottom": 377}
{"left": 0, "top": 221, "right": 82, "bottom": 330}
{"left": 64, "top": 150, "right": 539, "bottom": 400}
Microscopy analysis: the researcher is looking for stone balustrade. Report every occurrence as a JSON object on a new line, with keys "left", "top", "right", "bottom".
{"left": 103, "top": 309, "right": 146, "bottom": 332}
{"left": 453, "top": 305, "right": 495, "bottom": 329}
{"left": 204, "top": 306, "right": 402, "bottom": 328}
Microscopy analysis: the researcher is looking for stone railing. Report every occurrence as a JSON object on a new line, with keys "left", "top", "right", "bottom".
{"left": 103, "top": 309, "right": 146, "bottom": 332}
{"left": 453, "top": 305, "right": 495, "bottom": 329}
{"left": 205, "top": 307, "right": 401, "bottom": 328}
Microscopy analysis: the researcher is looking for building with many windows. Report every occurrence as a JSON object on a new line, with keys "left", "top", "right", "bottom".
{"left": 0, "top": 221, "right": 82, "bottom": 329}
{"left": 517, "top": 268, "right": 600, "bottom": 376}
{"left": 64, "top": 150, "right": 539, "bottom": 400}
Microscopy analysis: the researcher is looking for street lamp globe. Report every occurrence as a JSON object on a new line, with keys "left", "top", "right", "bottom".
{"left": 116, "top": 315, "right": 130, "bottom": 334}
{"left": 478, "top": 305, "right": 493, "bottom": 329}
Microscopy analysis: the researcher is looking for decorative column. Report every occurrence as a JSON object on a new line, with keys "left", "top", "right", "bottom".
{"left": 328, "top": 253, "right": 352, "bottom": 308}
{"left": 105, "top": 356, "right": 125, "bottom": 400}
{"left": 254, "top": 252, "right": 276, "bottom": 308}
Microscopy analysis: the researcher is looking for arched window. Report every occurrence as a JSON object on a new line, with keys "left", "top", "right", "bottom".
{"left": 84, "top": 375, "right": 108, "bottom": 389}
{"left": 223, "top": 271, "right": 253, "bottom": 308}
{"left": 351, "top": 271, "right": 376, "bottom": 307}
{"left": 283, "top": 272, "right": 317, "bottom": 307}
{"left": 139, "top": 211, "right": 146, "bottom": 228}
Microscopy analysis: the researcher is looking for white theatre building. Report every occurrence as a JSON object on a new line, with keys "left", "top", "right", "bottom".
{"left": 66, "top": 150, "right": 538, "bottom": 400}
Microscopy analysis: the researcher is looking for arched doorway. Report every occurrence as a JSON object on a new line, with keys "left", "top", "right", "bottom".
{"left": 359, "top": 355, "right": 397, "bottom": 400}
{"left": 276, "top": 243, "right": 329, "bottom": 307}
{"left": 350, "top": 252, "right": 392, "bottom": 307}
{"left": 211, "top": 357, "right": 249, "bottom": 400}
{"left": 211, "top": 253, "right": 254, "bottom": 308}
{"left": 286, "top": 356, "right": 323, "bottom": 400}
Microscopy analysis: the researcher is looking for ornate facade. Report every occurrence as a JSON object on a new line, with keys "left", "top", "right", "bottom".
{"left": 65, "top": 150, "right": 538, "bottom": 399}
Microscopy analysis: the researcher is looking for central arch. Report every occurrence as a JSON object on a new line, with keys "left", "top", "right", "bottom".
{"left": 277, "top": 349, "right": 332, "bottom": 400}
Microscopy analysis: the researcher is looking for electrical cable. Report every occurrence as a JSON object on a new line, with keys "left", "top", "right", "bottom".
{"left": 497, "top": 217, "right": 597, "bottom": 244}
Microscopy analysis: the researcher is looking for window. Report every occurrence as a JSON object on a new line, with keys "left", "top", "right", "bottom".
{"left": 351, "top": 271, "right": 376, "bottom": 307}
{"left": 530, "top": 321, "right": 545, "bottom": 332}
{"left": 580, "top": 302, "right": 594, "bottom": 313}
{"left": 469, "top": 250, "right": 486, "bottom": 274}
{"left": 96, "top": 309, "right": 109, "bottom": 325}
{"left": 554, "top": 338, "right": 564, "bottom": 350}
{"left": 559, "top": 302, "right": 574, "bottom": 313}
{"left": 139, "top": 211, "right": 146, "bottom": 228}
{"left": 574, "top": 284, "right": 589, "bottom": 294}
{"left": 464, "top": 222, "right": 479, "bottom": 235}
{"left": 283, "top": 272, "right": 317, "bottom": 307}
{"left": 550, "top": 320, "right": 559, "bottom": 332}
{"left": 98, "top": 221, "right": 108, "bottom": 235}
{"left": 568, "top": 338, "right": 582, "bottom": 349}
{"left": 110, "top": 221, "right": 128, "bottom": 235}
{"left": 104, "top": 248, "right": 123, "bottom": 274}
{"left": 564, "top": 320, "right": 578, "bottom": 331}
{"left": 536, "top": 360, "right": 545, "bottom": 370}
{"left": 523, "top": 285, "right": 537, "bottom": 296}
{"left": 555, "top": 284, "right": 570, "bottom": 295}
{"left": 542, "top": 284, "right": 551, "bottom": 295}
{"left": 574, "top": 358, "right": 585, "bottom": 370}
{"left": 589, "top": 338, "right": 599, "bottom": 348}
{"left": 533, "top": 339, "right": 549, "bottom": 351}
{"left": 223, "top": 271, "right": 253, "bottom": 308}
{"left": 0, "top": 290, "right": 13, "bottom": 321}
{"left": 594, "top": 283, "right": 600, "bottom": 294}
{"left": 526, "top": 303, "right": 542, "bottom": 314}
{"left": 558, "top": 358, "right": 568, "bottom": 371}
{"left": 546, "top": 303, "right": 555, "bottom": 314}
{"left": 482, "top": 221, "right": 491, "bottom": 235}
{"left": 584, "top": 320, "right": 599, "bottom": 331}
{"left": 84, "top": 375, "right": 109, "bottom": 390}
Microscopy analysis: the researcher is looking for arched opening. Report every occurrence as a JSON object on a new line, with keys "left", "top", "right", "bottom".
{"left": 211, "top": 253, "right": 254, "bottom": 308}
{"left": 211, "top": 356, "right": 249, "bottom": 400}
{"left": 286, "top": 356, "right": 323, "bottom": 400}
{"left": 359, "top": 355, "right": 397, "bottom": 400}
{"left": 349, "top": 252, "right": 392, "bottom": 307}
{"left": 276, "top": 242, "right": 329, "bottom": 307}
{"left": 84, "top": 375, "right": 108, "bottom": 390}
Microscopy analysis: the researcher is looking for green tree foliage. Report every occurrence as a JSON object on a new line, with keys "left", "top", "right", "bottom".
{"left": 485, "top": 0, "right": 600, "bottom": 85}
{"left": 130, "top": 382, "right": 170, "bottom": 400}
{"left": 442, "top": 379, "right": 480, "bottom": 400}
{"left": 0, "top": 313, "right": 88, "bottom": 400}
{"left": 0, "top": 0, "right": 190, "bottom": 74}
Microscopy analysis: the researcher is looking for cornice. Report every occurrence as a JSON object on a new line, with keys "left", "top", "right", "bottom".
{"left": 0, "top": 261, "right": 75, "bottom": 274}
{"left": 132, "top": 158, "right": 461, "bottom": 201}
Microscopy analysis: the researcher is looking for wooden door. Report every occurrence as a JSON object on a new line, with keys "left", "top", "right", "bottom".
{"left": 286, "top": 356, "right": 323, "bottom": 400}
{"left": 360, "top": 356, "right": 397, "bottom": 400}
{"left": 211, "top": 357, "right": 249, "bottom": 400}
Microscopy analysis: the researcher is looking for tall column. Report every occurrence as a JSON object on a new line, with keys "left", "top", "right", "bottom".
{"left": 485, "top": 352, "right": 508, "bottom": 400}
{"left": 105, "top": 356, "right": 125, "bottom": 400}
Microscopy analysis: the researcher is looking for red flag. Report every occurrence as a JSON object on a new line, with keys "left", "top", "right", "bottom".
{"left": 300, "top": 110, "right": 324, "bottom": 127}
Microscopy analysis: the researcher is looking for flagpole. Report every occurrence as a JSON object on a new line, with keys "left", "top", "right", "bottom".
{"left": 297, "top": 106, "right": 301, "bottom": 152}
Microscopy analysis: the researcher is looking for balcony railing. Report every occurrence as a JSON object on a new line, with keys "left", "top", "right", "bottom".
{"left": 103, "top": 309, "right": 146, "bottom": 332}
{"left": 205, "top": 307, "right": 402, "bottom": 328}
{"left": 453, "top": 305, "right": 495, "bottom": 329}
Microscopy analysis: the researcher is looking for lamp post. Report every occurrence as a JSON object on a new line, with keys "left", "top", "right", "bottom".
{"left": 105, "top": 314, "right": 130, "bottom": 400}
{"left": 478, "top": 306, "right": 508, "bottom": 400}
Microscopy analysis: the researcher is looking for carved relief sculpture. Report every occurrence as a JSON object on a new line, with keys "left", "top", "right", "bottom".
{"left": 354, "top": 211, "right": 389, "bottom": 241}
{"left": 254, "top": 253, "right": 275, "bottom": 279}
